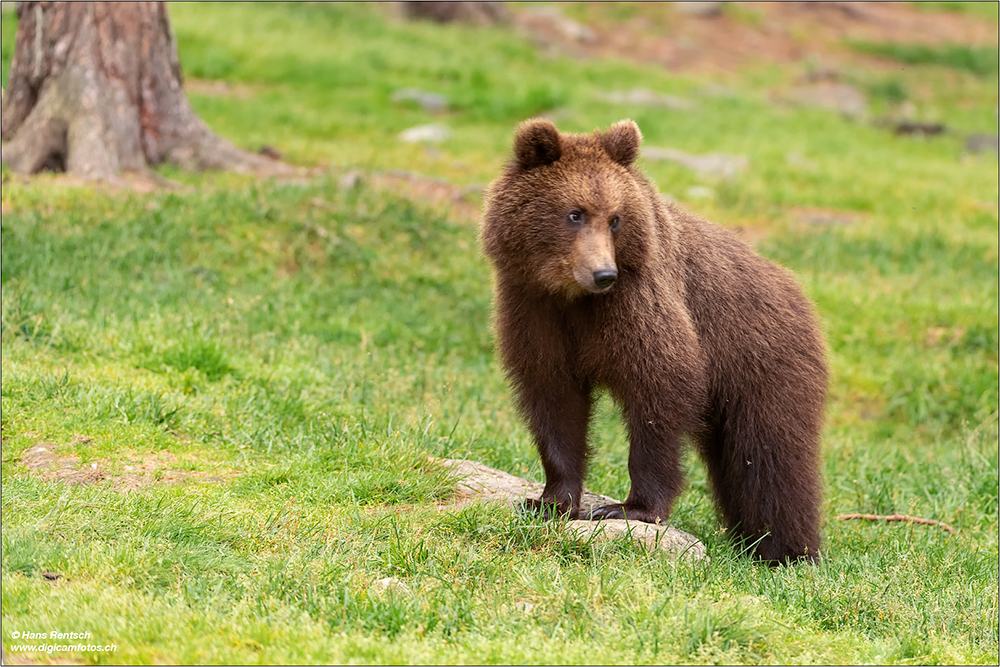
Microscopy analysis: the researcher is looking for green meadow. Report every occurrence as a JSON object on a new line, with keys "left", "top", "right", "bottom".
{"left": 2, "top": 3, "right": 997, "bottom": 664}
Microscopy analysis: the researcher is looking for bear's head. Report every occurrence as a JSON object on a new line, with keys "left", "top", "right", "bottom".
{"left": 481, "top": 119, "right": 656, "bottom": 299}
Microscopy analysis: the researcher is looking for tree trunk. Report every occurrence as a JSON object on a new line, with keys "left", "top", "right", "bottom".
{"left": 1, "top": 1, "right": 281, "bottom": 180}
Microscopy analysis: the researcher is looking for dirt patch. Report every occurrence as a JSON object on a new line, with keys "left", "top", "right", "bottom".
{"left": 513, "top": 2, "right": 997, "bottom": 75}
{"left": 18, "top": 441, "right": 236, "bottom": 491}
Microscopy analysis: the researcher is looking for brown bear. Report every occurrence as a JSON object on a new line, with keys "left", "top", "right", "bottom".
{"left": 480, "top": 119, "right": 827, "bottom": 564}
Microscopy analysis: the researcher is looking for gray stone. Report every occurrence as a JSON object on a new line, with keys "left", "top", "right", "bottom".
{"left": 642, "top": 146, "right": 748, "bottom": 181}
{"left": 564, "top": 519, "right": 707, "bottom": 562}
{"left": 599, "top": 88, "right": 698, "bottom": 111}
{"left": 783, "top": 83, "right": 868, "bottom": 120}
{"left": 436, "top": 458, "right": 708, "bottom": 563}
{"left": 398, "top": 123, "right": 451, "bottom": 144}
{"left": 966, "top": 134, "right": 999, "bottom": 154}
{"left": 373, "top": 576, "right": 411, "bottom": 595}
{"left": 391, "top": 88, "right": 449, "bottom": 114}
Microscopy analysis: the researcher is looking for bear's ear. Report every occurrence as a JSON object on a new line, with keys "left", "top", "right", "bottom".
{"left": 600, "top": 119, "right": 642, "bottom": 167}
{"left": 514, "top": 119, "right": 562, "bottom": 170}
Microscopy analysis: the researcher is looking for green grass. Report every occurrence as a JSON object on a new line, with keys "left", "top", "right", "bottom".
{"left": 849, "top": 40, "right": 1000, "bottom": 77}
{"left": 2, "top": 2, "right": 998, "bottom": 664}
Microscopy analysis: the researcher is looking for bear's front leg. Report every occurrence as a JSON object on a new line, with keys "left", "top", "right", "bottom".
{"left": 589, "top": 403, "right": 687, "bottom": 525}
{"left": 512, "top": 373, "right": 593, "bottom": 520}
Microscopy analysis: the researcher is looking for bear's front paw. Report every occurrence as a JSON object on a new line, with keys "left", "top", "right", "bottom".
{"left": 521, "top": 497, "right": 576, "bottom": 520}
{"left": 588, "top": 503, "right": 666, "bottom": 524}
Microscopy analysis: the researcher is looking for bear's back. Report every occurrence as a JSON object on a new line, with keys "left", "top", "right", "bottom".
{"left": 665, "top": 203, "right": 827, "bottom": 405}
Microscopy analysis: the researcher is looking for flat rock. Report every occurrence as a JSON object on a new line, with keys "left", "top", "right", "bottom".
{"left": 564, "top": 519, "right": 707, "bottom": 562}
{"left": 436, "top": 458, "right": 708, "bottom": 563}
{"left": 391, "top": 88, "right": 449, "bottom": 114}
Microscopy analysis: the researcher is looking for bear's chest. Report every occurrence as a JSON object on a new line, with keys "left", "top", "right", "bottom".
{"left": 555, "top": 287, "right": 699, "bottom": 389}
{"left": 558, "top": 299, "right": 628, "bottom": 382}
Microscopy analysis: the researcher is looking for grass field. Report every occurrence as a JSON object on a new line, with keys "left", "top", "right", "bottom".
{"left": 2, "top": 3, "right": 998, "bottom": 664}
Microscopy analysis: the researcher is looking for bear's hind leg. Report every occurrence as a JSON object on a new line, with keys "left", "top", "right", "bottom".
{"left": 701, "top": 400, "right": 822, "bottom": 564}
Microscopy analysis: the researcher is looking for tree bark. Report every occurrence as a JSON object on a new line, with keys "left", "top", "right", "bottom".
{"left": 1, "top": 1, "right": 282, "bottom": 180}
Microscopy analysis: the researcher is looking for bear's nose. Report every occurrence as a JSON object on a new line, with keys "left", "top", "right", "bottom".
{"left": 593, "top": 269, "right": 617, "bottom": 290}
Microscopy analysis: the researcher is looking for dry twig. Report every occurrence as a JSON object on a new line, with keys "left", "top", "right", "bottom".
{"left": 835, "top": 513, "right": 955, "bottom": 534}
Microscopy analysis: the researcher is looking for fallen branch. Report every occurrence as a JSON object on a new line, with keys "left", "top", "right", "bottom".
{"left": 835, "top": 513, "right": 955, "bottom": 534}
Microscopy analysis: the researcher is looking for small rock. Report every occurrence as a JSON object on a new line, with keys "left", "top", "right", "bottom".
{"left": 783, "top": 83, "right": 868, "bottom": 120}
{"left": 374, "top": 577, "right": 410, "bottom": 594}
{"left": 965, "top": 134, "right": 999, "bottom": 154}
{"left": 599, "top": 88, "right": 697, "bottom": 111}
{"left": 643, "top": 146, "right": 748, "bottom": 181}
{"left": 398, "top": 123, "right": 451, "bottom": 144}
{"left": 391, "top": 88, "right": 449, "bottom": 114}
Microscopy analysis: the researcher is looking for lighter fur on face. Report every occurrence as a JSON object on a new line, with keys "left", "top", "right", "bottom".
{"left": 570, "top": 221, "right": 616, "bottom": 293}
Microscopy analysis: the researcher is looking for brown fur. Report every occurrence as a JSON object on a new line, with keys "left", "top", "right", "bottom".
{"left": 480, "top": 119, "right": 828, "bottom": 564}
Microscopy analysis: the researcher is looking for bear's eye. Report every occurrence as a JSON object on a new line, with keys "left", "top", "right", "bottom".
{"left": 610, "top": 214, "right": 621, "bottom": 232}
{"left": 568, "top": 210, "right": 584, "bottom": 225}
